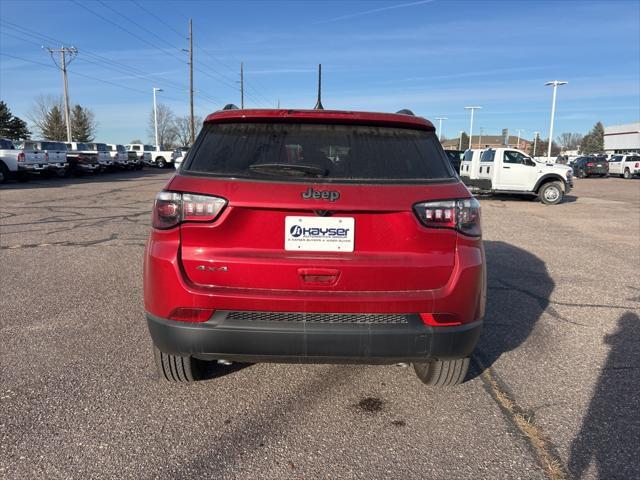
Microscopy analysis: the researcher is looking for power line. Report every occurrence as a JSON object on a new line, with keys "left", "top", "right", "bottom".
{"left": 0, "top": 21, "right": 223, "bottom": 105}
{"left": 130, "top": 0, "right": 185, "bottom": 39}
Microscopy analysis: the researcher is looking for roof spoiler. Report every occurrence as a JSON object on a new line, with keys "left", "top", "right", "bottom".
{"left": 396, "top": 109, "right": 415, "bottom": 116}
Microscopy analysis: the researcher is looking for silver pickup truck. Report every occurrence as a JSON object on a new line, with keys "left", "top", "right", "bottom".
{"left": 15, "top": 140, "right": 69, "bottom": 177}
{"left": 0, "top": 138, "right": 49, "bottom": 183}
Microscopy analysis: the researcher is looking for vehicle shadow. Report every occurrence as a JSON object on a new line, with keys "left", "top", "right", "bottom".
{"left": 195, "top": 359, "right": 253, "bottom": 381}
{"left": 0, "top": 168, "right": 172, "bottom": 190}
{"left": 468, "top": 240, "right": 554, "bottom": 379}
{"left": 568, "top": 312, "right": 640, "bottom": 479}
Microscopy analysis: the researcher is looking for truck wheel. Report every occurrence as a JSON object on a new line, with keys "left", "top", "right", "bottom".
{"left": 413, "top": 358, "right": 469, "bottom": 386}
{"left": 156, "top": 157, "right": 166, "bottom": 168}
{"left": 624, "top": 168, "right": 631, "bottom": 179}
{"left": 154, "top": 346, "right": 200, "bottom": 382}
{"left": 539, "top": 181, "right": 564, "bottom": 205}
{"left": 0, "top": 163, "right": 9, "bottom": 183}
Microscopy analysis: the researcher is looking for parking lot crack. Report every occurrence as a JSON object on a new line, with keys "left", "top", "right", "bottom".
{"left": 473, "top": 356, "right": 569, "bottom": 480}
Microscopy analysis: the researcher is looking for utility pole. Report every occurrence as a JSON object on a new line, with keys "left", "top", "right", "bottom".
{"left": 153, "top": 88, "right": 163, "bottom": 150}
{"left": 533, "top": 131, "right": 540, "bottom": 157}
{"left": 45, "top": 46, "right": 77, "bottom": 142}
{"left": 188, "top": 19, "right": 195, "bottom": 144}
{"left": 240, "top": 62, "right": 244, "bottom": 109}
{"left": 435, "top": 117, "right": 447, "bottom": 141}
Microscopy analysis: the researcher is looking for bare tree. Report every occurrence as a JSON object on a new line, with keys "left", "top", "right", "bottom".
{"left": 173, "top": 115, "right": 202, "bottom": 147}
{"left": 556, "top": 132, "right": 584, "bottom": 150}
{"left": 28, "top": 94, "right": 64, "bottom": 138}
{"left": 147, "top": 103, "right": 177, "bottom": 149}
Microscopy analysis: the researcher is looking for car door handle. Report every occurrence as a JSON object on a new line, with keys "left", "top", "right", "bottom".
{"left": 503, "top": 166, "right": 510, "bottom": 169}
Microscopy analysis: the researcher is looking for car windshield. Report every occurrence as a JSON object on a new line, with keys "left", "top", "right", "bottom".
{"left": 184, "top": 122, "right": 453, "bottom": 182}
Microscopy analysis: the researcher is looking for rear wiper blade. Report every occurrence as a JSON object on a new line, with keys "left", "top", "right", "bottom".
{"left": 248, "top": 162, "right": 327, "bottom": 177}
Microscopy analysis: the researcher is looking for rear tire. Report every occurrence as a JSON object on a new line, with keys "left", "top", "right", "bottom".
{"left": 156, "top": 157, "right": 166, "bottom": 168}
{"left": 624, "top": 168, "right": 631, "bottom": 179}
{"left": 0, "top": 163, "right": 9, "bottom": 183}
{"left": 413, "top": 358, "right": 469, "bottom": 386}
{"left": 539, "top": 181, "right": 564, "bottom": 205}
{"left": 154, "top": 346, "right": 200, "bottom": 382}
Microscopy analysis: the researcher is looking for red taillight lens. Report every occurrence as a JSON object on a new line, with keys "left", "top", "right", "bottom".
{"left": 152, "top": 191, "right": 226, "bottom": 229}
{"left": 17, "top": 152, "right": 25, "bottom": 162}
{"left": 635, "top": 163, "right": 639, "bottom": 168}
{"left": 586, "top": 162, "right": 595, "bottom": 167}
{"left": 169, "top": 307, "right": 214, "bottom": 322}
{"left": 414, "top": 198, "right": 481, "bottom": 237}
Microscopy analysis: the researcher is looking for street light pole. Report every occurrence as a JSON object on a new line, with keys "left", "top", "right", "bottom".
{"left": 545, "top": 80, "right": 568, "bottom": 160}
{"left": 533, "top": 131, "right": 540, "bottom": 157}
{"left": 436, "top": 117, "right": 448, "bottom": 141}
{"left": 516, "top": 129, "right": 524, "bottom": 150}
{"left": 479, "top": 127, "right": 484, "bottom": 148}
{"left": 464, "top": 106, "right": 482, "bottom": 150}
{"left": 153, "top": 87, "right": 163, "bottom": 151}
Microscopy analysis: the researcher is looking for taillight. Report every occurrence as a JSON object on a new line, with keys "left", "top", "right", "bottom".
{"left": 586, "top": 162, "right": 595, "bottom": 167}
{"left": 17, "top": 152, "right": 25, "bottom": 162}
{"left": 152, "top": 191, "right": 227, "bottom": 229}
{"left": 45, "top": 152, "right": 49, "bottom": 161}
{"left": 635, "top": 163, "right": 639, "bottom": 168}
{"left": 414, "top": 197, "right": 481, "bottom": 237}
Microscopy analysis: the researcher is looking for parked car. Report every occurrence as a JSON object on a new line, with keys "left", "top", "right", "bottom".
{"left": 85, "top": 143, "right": 114, "bottom": 172}
{"left": 572, "top": 156, "right": 609, "bottom": 178}
{"left": 144, "top": 108, "right": 485, "bottom": 386}
{"left": 126, "top": 143, "right": 176, "bottom": 168}
{"left": 106, "top": 144, "right": 133, "bottom": 169}
{"left": 65, "top": 142, "right": 100, "bottom": 175}
{"left": 444, "top": 149, "right": 464, "bottom": 173}
{"left": 608, "top": 154, "right": 640, "bottom": 179}
{"left": 460, "top": 148, "right": 573, "bottom": 205}
{"left": 0, "top": 138, "right": 48, "bottom": 182}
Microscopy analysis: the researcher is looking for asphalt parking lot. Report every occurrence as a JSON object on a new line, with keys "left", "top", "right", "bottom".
{"left": 1, "top": 172, "right": 638, "bottom": 480}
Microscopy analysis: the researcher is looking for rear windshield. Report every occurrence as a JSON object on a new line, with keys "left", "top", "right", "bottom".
{"left": 184, "top": 123, "right": 453, "bottom": 183}
{"left": 41, "top": 142, "right": 67, "bottom": 151}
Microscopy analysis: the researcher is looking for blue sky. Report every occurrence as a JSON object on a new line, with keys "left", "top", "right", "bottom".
{"left": 1, "top": 0, "right": 639, "bottom": 144}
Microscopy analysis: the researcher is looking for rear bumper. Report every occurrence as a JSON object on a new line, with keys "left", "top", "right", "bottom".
{"left": 147, "top": 312, "right": 482, "bottom": 363}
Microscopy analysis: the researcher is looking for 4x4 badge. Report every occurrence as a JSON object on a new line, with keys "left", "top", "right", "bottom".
{"left": 301, "top": 187, "right": 340, "bottom": 202}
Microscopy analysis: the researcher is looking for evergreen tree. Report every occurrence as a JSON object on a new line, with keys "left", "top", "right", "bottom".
{"left": 71, "top": 105, "right": 95, "bottom": 142}
{"left": 581, "top": 122, "right": 605, "bottom": 154}
{"left": 460, "top": 132, "right": 470, "bottom": 149}
{"left": 41, "top": 105, "right": 67, "bottom": 140}
{"left": 0, "top": 101, "right": 31, "bottom": 140}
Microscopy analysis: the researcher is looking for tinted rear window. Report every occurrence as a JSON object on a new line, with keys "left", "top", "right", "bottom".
{"left": 0, "top": 139, "right": 14, "bottom": 149}
{"left": 184, "top": 123, "right": 452, "bottom": 182}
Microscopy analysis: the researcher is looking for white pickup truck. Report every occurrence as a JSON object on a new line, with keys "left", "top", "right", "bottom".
{"left": 126, "top": 143, "right": 176, "bottom": 168}
{"left": 15, "top": 140, "right": 69, "bottom": 177}
{"left": 608, "top": 154, "right": 640, "bottom": 179}
{"left": 460, "top": 147, "right": 574, "bottom": 205}
{"left": 0, "top": 138, "right": 48, "bottom": 183}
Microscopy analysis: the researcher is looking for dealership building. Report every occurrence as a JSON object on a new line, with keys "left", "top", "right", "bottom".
{"left": 604, "top": 122, "right": 640, "bottom": 154}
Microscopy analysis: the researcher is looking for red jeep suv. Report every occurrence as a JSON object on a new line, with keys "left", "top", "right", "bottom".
{"left": 144, "top": 108, "right": 485, "bottom": 386}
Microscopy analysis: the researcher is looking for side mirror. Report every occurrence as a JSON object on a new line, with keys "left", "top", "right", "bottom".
{"left": 523, "top": 157, "right": 535, "bottom": 166}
